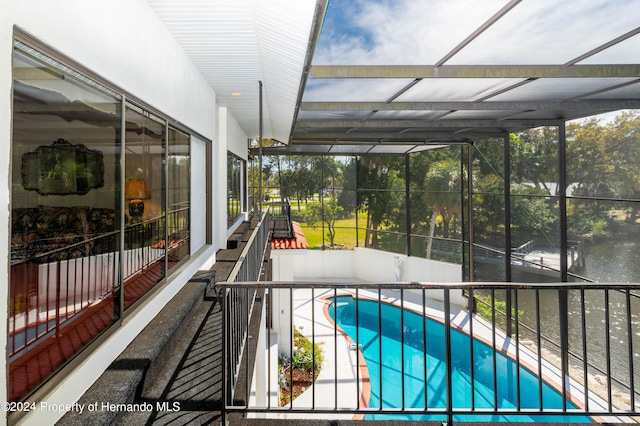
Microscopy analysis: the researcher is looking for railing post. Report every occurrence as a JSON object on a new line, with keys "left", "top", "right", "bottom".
{"left": 558, "top": 121, "right": 570, "bottom": 380}
{"left": 466, "top": 142, "right": 475, "bottom": 282}
{"left": 258, "top": 80, "right": 263, "bottom": 218}
{"left": 221, "top": 283, "right": 228, "bottom": 426}
{"left": 55, "top": 261, "right": 62, "bottom": 338}
{"left": 504, "top": 132, "right": 513, "bottom": 337}
{"left": 444, "top": 287, "right": 453, "bottom": 425}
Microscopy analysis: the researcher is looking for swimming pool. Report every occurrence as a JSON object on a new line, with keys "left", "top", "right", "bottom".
{"left": 329, "top": 295, "right": 592, "bottom": 423}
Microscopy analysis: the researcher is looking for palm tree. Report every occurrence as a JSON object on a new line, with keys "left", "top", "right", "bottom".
{"left": 424, "top": 158, "right": 461, "bottom": 259}
{"left": 358, "top": 156, "right": 401, "bottom": 248}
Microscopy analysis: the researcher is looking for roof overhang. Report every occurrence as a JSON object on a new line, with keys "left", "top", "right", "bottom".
{"left": 147, "top": 0, "right": 321, "bottom": 143}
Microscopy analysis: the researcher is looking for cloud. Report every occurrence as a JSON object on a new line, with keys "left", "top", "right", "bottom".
{"left": 302, "top": 77, "right": 413, "bottom": 102}
{"left": 314, "top": 0, "right": 640, "bottom": 65}
{"left": 315, "top": 0, "right": 513, "bottom": 65}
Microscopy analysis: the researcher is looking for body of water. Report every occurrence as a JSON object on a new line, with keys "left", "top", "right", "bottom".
{"left": 509, "top": 238, "right": 640, "bottom": 401}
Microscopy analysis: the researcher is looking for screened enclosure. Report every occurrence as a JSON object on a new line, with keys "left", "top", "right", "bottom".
{"left": 253, "top": 110, "right": 640, "bottom": 285}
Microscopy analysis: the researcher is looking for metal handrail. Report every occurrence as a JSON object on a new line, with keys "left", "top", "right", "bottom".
{"left": 219, "top": 209, "right": 271, "bottom": 407}
{"left": 473, "top": 293, "right": 640, "bottom": 400}
{"left": 221, "top": 280, "right": 640, "bottom": 424}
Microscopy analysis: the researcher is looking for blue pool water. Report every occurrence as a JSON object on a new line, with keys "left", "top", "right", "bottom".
{"left": 330, "top": 296, "right": 592, "bottom": 423}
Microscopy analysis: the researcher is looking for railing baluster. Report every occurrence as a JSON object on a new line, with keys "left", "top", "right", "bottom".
{"left": 56, "top": 259, "right": 61, "bottom": 338}
{"left": 422, "top": 288, "right": 427, "bottom": 413}
{"left": 334, "top": 287, "right": 338, "bottom": 411}
{"left": 626, "top": 289, "right": 635, "bottom": 410}
{"left": 469, "top": 288, "right": 475, "bottom": 412}
{"left": 355, "top": 287, "right": 360, "bottom": 411}
{"left": 444, "top": 287, "right": 453, "bottom": 425}
{"left": 400, "top": 288, "right": 405, "bottom": 411}
{"left": 379, "top": 288, "right": 383, "bottom": 412}
{"left": 267, "top": 286, "right": 272, "bottom": 411}
{"left": 311, "top": 287, "right": 316, "bottom": 410}
{"left": 245, "top": 286, "right": 250, "bottom": 411}
{"left": 605, "top": 288, "right": 613, "bottom": 412}
{"left": 289, "top": 287, "right": 293, "bottom": 409}
{"left": 515, "top": 288, "right": 521, "bottom": 412}
{"left": 536, "top": 288, "right": 543, "bottom": 412}
{"left": 491, "top": 288, "right": 498, "bottom": 411}
{"left": 581, "top": 288, "right": 589, "bottom": 412}
{"left": 221, "top": 284, "right": 228, "bottom": 426}
{"left": 560, "top": 288, "right": 568, "bottom": 413}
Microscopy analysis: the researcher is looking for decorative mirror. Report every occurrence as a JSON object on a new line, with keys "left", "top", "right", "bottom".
{"left": 21, "top": 138, "right": 104, "bottom": 195}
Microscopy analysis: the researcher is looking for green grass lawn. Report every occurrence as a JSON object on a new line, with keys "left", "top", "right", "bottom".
{"left": 297, "top": 211, "right": 367, "bottom": 249}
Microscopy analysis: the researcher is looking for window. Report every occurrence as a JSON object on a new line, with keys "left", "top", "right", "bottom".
{"left": 123, "top": 103, "right": 166, "bottom": 308}
{"left": 9, "top": 40, "right": 197, "bottom": 402}
{"left": 167, "top": 127, "right": 190, "bottom": 269}
{"left": 227, "top": 152, "right": 244, "bottom": 226}
{"left": 10, "top": 41, "right": 122, "bottom": 402}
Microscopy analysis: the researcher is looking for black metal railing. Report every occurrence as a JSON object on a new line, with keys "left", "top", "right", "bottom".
{"left": 219, "top": 209, "right": 271, "bottom": 405}
{"left": 268, "top": 198, "right": 294, "bottom": 239}
{"left": 220, "top": 281, "right": 640, "bottom": 425}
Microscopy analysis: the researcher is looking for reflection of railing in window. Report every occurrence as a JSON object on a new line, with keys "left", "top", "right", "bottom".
{"left": 167, "top": 206, "right": 190, "bottom": 267}
{"left": 9, "top": 231, "right": 120, "bottom": 358}
{"left": 123, "top": 217, "right": 164, "bottom": 281}
{"left": 8, "top": 209, "right": 190, "bottom": 357}
{"left": 8, "top": 207, "right": 191, "bottom": 402}
{"left": 228, "top": 194, "right": 242, "bottom": 226}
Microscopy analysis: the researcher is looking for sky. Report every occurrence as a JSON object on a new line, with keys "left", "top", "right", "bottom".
{"left": 303, "top": 0, "right": 640, "bottom": 120}
{"left": 313, "top": 0, "right": 640, "bottom": 66}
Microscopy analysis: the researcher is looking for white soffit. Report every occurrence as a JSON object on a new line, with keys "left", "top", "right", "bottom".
{"left": 146, "top": 0, "right": 317, "bottom": 143}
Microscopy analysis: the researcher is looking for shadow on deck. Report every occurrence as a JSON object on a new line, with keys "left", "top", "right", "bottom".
{"left": 57, "top": 220, "right": 261, "bottom": 426}
{"left": 119, "top": 222, "right": 265, "bottom": 425}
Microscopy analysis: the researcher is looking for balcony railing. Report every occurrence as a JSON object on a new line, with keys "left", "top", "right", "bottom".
{"left": 267, "top": 198, "right": 294, "bottom": 240}
{"left": 219, "top": 209, "right": 271, "bottom": 403}
{"left": 220, "top": 281, "right": 640, "bottom": 425}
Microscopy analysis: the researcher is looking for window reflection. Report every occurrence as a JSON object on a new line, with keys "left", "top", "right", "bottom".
{"left": 9, "top": 40, "right": 197, "bottom": 404}
{"left": 168, "top": 127, "right": 190, "bottom": 269}
{"left": 123, "top": 104, "right": 166, "bottom": 308}
{"left": 10, "top": 44, "right": 121, "bottom": 402}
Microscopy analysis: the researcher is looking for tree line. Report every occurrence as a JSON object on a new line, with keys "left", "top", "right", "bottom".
{"left": 250, "top": 111, "right": 640, "bottom": 254}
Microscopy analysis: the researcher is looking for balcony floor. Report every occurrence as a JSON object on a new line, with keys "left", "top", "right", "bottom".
{"left": 115, "top": 288, "right": 224, "bottom": 425}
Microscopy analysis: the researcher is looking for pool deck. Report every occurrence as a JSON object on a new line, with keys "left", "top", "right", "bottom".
{"left": 263, "top": 285, "right": 636, "bottom": 423}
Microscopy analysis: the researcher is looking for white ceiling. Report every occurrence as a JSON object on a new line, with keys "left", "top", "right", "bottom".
{"left": 146, "top": 0, "right": 319, "bottom": 143}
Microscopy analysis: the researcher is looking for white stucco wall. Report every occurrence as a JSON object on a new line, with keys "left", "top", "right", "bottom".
{"left": 226, "top": 110, "right": 249, "bottom": 161}
{"left": 353, "top": 247, "right": 462, "bottom": 283}
{"left": 271, "top": 247, "right": 466, "bottom": 307}
{"left": 218, "top": 106, "right": 251, "bottom": 241}
{"left": 0, "top": 1, "right": 226, "bottom": 423}
{"left": 270, "top": 248, "right": 467, "bottom": 361}
{"left": 273, "top": 248, "right": 461, "bottom": 283}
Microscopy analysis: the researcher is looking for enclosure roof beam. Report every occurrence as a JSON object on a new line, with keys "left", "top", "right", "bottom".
{"left": 295, "top": 119, "right": 563, "bottom": 129}
{"left": 300, "top": 99, "right": 640, "bottom": 111}
{"left": 309, "top": 64, "right": 640, "bottom": 79}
